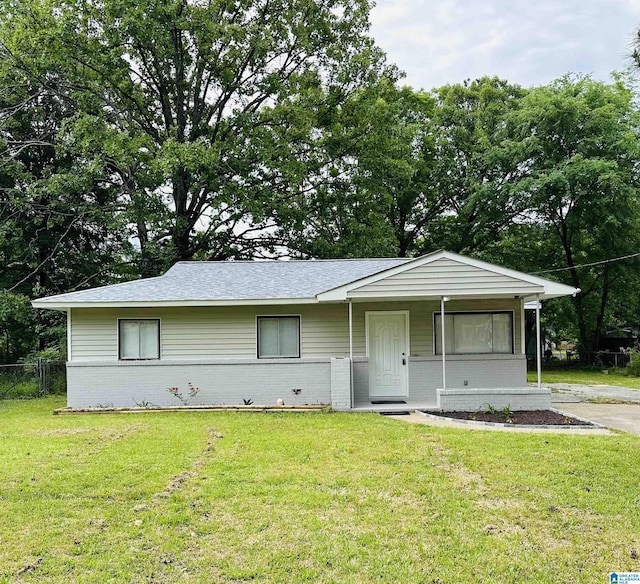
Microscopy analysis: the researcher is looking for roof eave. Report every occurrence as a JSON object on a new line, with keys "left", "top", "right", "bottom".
{"left": 31, "top": 297, "right": 320, "bottom": 310}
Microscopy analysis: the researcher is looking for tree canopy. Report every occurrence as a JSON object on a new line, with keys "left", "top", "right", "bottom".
{"left": 2, "top": 1, "right": 640, "bottom": 360}
{"left": 1, "top": 0, "right": 396, "bottom": 271}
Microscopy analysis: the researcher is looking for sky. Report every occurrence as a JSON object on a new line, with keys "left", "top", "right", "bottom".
{"left": 369, "top": 0, "right": 640, "bottom": 90}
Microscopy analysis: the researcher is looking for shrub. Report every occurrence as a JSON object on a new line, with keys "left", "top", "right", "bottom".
{"left": 626, "top": 351, "right": 640, "bottom": 377}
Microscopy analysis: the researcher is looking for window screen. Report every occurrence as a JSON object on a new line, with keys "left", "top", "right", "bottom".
{"left": 257, "top": 316, "right": 300, "bottom": 358}
{"left": 119, "top": 319, "right": 160, "bottom": 360}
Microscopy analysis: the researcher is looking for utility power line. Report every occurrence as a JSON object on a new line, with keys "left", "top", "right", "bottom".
{"left": 533, "top": 251, "right": 640, "bottom": 274}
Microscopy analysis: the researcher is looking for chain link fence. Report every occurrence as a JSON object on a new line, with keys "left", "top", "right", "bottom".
{"left": 0, "top": 360, "right": 66, "bottom": 399}
{"left": 530, "top": 350, "right": 633, "bottom": 370}
{"left": 573, "top": 351, "right": 632, "bottom": 368}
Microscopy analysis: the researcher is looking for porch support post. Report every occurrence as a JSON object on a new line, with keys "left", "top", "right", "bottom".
{"left": 520, "top": 299, "right": 526, "bottom": 355}
{"left": 440, "top": 296, "right": 448, "bottom": 391}
{"left": 67, "top": 308, "right": 72, "bottom": 362}
{"left": 535, "top": 294, "right": 542, "bottom": 390}
{"left": 348, "top": 299, "right": 354, "bottom": 408}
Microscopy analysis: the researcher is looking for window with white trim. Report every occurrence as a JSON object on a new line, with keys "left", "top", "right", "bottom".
{"left": 434, "top": 312, "right": 513, "bottom": 355}
{"left": 119, "top": 319, "right": 160, "bottom": 360}
{"left": 257, "top": 316, "right": 300, "bottom": 358}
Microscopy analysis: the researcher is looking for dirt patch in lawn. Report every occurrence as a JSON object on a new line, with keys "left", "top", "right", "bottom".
{"left": 428, "top": 410, "right": 593, "bottom": 426}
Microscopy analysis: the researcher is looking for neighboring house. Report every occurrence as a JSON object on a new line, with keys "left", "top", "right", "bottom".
{"left": 33, "top": 250, "right": 578, "bottom": 411}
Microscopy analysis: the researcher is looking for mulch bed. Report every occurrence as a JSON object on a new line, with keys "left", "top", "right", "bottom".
{"left": 428, "top": 410, "right": 593, "bottom": 426}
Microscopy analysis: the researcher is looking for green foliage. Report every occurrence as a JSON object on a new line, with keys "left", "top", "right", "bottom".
{"left": 0, "top": 368, "right": 38, "bottom": 399}
{"left": 496, "top": 76, "right": 640, "bottom": 351}
{"left": 0, "top": 0, "right": 396, "bottom": 358}
{"left": 22, "top": 346, "right": 64, "bottom": 364}
{"left": 0, "top": 291, "right": 37, "bottom": 363}
{"left": 0, "top": 0, "right": 394, "bottom": 267}
{"left": 483, "top": 403, "right": 498, "bottom": 414}
{"left": 500, "top": 405, "right": 513, "bottom": 423}
{"left": 420, "top": 77, "right": 529, "bottom": 255}
{"left": 626, "top": 351, "right": 640, "bottom": 377}
{"left": 0, "top": 0, "right": 639, "bottom": 362}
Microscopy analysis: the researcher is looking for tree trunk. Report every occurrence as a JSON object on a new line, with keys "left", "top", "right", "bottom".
{"left": 171, "top": 170, "right": 194, "bottom": 262}
{"left": 593, "top": 265, "right": 610, "bottom": 352}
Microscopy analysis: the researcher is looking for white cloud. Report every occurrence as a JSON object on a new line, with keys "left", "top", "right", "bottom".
{"left": 370, "top": 0, "right": 640, "bottom": 89}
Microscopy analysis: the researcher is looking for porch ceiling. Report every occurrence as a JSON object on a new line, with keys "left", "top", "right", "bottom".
{"left": 342, "top": 291, "right": 543, "bottom": 303}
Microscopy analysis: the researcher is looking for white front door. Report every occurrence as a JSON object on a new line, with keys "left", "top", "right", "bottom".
{"left": 367, "top": 312, "right": 409, "bottom": 398}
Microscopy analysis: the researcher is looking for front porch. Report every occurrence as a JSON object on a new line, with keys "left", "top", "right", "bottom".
{"left": 318, "top": 250, "right": 576, "bottom": 412}
{"left": 342, "top": 343, "right": 537, "bottom": 411}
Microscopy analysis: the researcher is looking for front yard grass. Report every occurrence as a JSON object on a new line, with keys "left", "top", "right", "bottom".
{"left": 528, "top": 368, "right": 640, "bottom": 389}
{"left": 1, "top": 397, "right": 639, "bottom": 583}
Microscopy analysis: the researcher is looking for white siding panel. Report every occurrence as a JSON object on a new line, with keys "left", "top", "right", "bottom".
{"left": 69, "top": 298, "right": 522, "bottom": 362}
{"left": 71, "top": 305, "right": 350, "bottom": 361}
{"left": 349, "top": 258, "right": 543, "bottom": 297}
{"left": 70, "top": 310, "right": 118, "bottom": 361}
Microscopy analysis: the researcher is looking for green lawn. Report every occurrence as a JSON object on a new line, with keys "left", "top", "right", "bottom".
{"left": 1, "top": 397, "right": 639, "bottom": 583}
{"left": 528, "top": 369, "right": 640, "bottom": 389}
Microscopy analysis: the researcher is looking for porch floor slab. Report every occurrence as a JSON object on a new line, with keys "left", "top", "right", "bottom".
{"left": 352, "top": 401, "right": 438, "bottom": 413}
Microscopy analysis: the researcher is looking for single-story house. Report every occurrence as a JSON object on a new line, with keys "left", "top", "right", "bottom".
{"left": 32, "top": 250, "right": 578, "bottom": 411}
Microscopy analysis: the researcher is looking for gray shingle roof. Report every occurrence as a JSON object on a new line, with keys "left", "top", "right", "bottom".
{"left": 33, "top": 258, "right": 410, "bottom": 305}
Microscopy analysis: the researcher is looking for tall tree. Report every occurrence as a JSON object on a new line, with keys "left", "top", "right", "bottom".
{"left": 0, "top": 50, "right": 132, "bottom": 357}
{"left": 418, "top": 77, "right": 528, "bottom": 255}
{"left": 354, "top": 84, "right": 450, "bottom": 258}
{"left": 279, "top": 82, "right": 460, "bottom": 259}
{"left": 0, "top": 0, "right": 393, "bottom": 271}
{"left": 277, "top": 81, "right": 431, "bottom": 258}
{"left": 498, "top": 76, "right": 640, "bottom": 352}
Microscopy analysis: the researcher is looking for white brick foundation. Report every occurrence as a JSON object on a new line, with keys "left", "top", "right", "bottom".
{"left": 437, "top": 387, "right": 551, "bottom": 411}
{"left": 330, "top": 358, "right": 351, "bottom": 411}
{"left": 67, "top": 358, "right": 333, "bottom": 408}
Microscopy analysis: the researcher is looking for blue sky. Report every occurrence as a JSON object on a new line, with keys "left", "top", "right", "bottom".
{"left": 369, "top": 0, "right": 640, "bottom": 89}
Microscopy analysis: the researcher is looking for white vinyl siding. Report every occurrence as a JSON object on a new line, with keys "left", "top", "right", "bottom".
{"left": 348, "top": 258, "right": 543, "bottom": 298}
{"left": 257, "top": 316, "right": 300, "bottom": 358}
{"left": 119, "top": 319, "right": 160, "bottom": 360}
{"left": 70, "top": 305, "right": 350, "bottom": 361}
{"left": 434, "top": 312, "right": 514, "bottom": 355}
{"left": 69, "top": 299, "right": 523, "bottom": 362}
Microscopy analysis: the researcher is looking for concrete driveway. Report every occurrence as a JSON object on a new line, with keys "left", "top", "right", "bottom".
{"left": 554, "top": 403, "right": 640, "bottom": 436}
{"left": 549, "top": 382, "right": 640, "bottom": 404}
{"left": 546, "top": 383, "right": 640, "bottom": 435}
